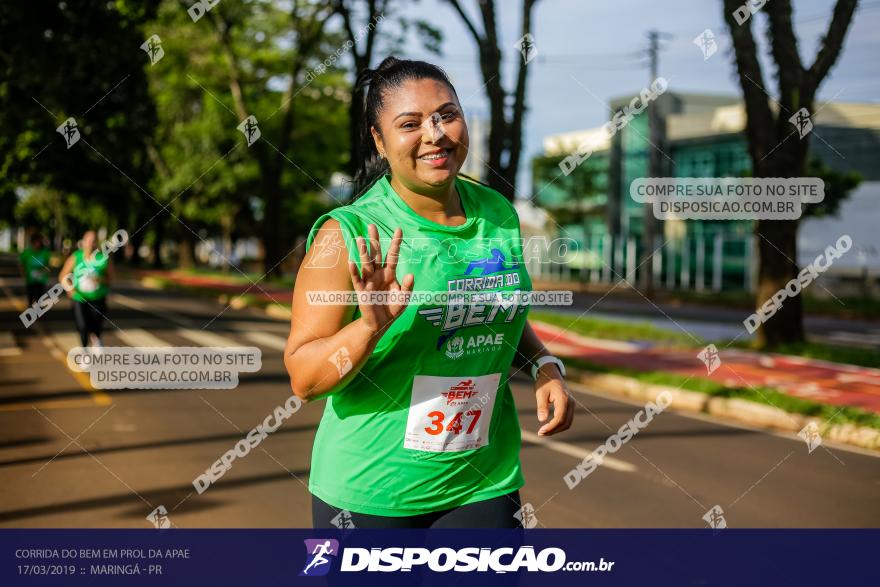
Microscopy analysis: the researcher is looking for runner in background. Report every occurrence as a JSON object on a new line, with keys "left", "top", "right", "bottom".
{"left": 58, "top": 230, "right": 113, "bottom": 349}
{"left": 19, "top": 233, "right": 51, "bottom": 305}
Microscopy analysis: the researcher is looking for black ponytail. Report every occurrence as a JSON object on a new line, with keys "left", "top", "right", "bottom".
{"left": 350, "top": 56, "right": 458, "bottom": 200}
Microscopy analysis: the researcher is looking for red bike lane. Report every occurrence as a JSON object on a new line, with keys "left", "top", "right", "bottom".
{"left": 531, "top": 321, "right": 880, "bottom": 415}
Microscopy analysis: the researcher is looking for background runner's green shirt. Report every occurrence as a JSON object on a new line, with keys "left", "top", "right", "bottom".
{"left": 70, "top": 249, "right": 109, "bottom": 302}
{"left": 304, "top": 173, "right": 532, "bottom": 516}
{"left": 20, "top": 248, "right": 51, "bottom": 284}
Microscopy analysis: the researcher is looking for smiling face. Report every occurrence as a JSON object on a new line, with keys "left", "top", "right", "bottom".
{"left": 370, "top": 78, "right": 469, "bottom": 194}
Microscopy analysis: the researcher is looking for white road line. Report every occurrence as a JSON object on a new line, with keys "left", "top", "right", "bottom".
{"left": 520, "top": 430, "right": 637, "bottom": 473}
{"left": 243, "top": 331, "right": 287, "bottom": 351}
{"left": 114, "top": 292, "right": 196, "bottom": 326}
{"left": 116, "top": 328, "right": 171, "bottom": 348}
{"left": 50, "top": 332, "right": 85, "bottom": 353}
{"left": 0, "top": 332, "right": 21, "bottom": 355}
{"left": 228, "top": 321, "right": 288, "bottom": 333}
{"left": 113, "top": 292, "right": 147, "bottom": 310}
{"left": 109, "top": 292, "right": 285, "bottom": 350}
{"left": 176, "top": 328, "right": 240, "bottom": 347}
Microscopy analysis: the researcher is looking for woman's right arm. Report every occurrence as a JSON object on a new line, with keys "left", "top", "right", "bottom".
{"left": 58, "top": 255, "right": 75, "bottom": 296}
{"left": 283, "top": 220, "right": 413, "bottom": 402}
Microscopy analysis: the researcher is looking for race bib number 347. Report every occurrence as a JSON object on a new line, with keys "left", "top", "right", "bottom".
{"left": 404, "top": 373, "right": 501, "bottom": 453}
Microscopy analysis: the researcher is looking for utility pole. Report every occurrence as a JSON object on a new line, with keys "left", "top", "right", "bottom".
{"left": 639, "top": 30, "right": 671, "bottom": 296}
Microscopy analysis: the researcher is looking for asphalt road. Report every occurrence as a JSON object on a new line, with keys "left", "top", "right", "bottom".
{"left": 1, "top": 270, "right": 878, "bottom": 529}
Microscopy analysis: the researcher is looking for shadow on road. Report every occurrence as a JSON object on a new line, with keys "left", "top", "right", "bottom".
{"left": 0, "top": 468, "right": 311, "bottom": 524}
{"left": 0, "top": 423, "right": 318, "bottom": 469}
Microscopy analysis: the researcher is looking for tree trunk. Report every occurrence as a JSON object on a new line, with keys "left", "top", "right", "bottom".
{"left": 221, "top": 214, "right": 234, "bottom": 274}
{"left": 347, "top": 85, "right": 364, "bottom": 179}
{"left": 722, "top": 0, "right": 859, "bottom": 348}
{"left": 261, "top": 167, "right": 283, "bottom": 277}
{"left": 446, "top": 0, "right": 537, "bottom": 202}
{"left": 127, "top": 210, "right": 148, "bottom": 268}
{"left": 178, "top": 230, "right": 197, "bottom": 270}
{"left": 128, "top": 229, "right": 143, "bottom": 268}
{"left": 752, "top": 132, "right": 809, "bottom": 347}
{"left": 152, "top": 218, "right": 164, "bottom": 269}
{"left": 754, "top": 219, "right": 804, "bottom": 346}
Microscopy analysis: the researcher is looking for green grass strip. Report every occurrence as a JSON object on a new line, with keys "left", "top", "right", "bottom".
{"left": 565, "top": 356, "right": 880, "bottom": 431}
{"left": 529, "top": 310, "right": 696, "bottom": 346}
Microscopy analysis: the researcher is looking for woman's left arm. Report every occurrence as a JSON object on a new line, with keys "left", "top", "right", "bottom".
{"left": 514, "top": 321, "right": 575, "bottom": 436}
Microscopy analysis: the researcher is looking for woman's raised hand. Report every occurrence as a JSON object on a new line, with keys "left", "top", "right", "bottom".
{"left": 348, "top": 224, "right": 415, "bottom": 335}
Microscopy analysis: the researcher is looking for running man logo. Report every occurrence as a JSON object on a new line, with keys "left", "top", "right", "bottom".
{"left": 798, "top": 422, "right": 823, "bottom": 453}
{"left": 789, "top": 108, "right": 813, "bottom": 139}
{"left": 140, "top": 34, "right": 164, "bottom": 66}
{"left": 305, "top": 229, "right": 345, "bottom": 268}
{"left": 515, "top": 33, "right": 537, "bottom": 64}
{"left": 56, "top": 117, "right": 80, "bottom": 149}
{"left": 237, "top": 115, "right": 261, "bottom": 146}
{"left": 441, "top": 379, "right": 477, "bottom": 405}
{"left": 422, "top": 111, "right": 446, "bottom": 142}
{"left": 697, "top": 344, "right": 721, "bottom": 375}
{"left": 328, "top": 347, "right": 353, "bottom": 378}
{"left": 693, "top": 29, "right": 717, "bottom": 60}
{"left": 145, "top": 505, "right": 171, "bottom": 529}
{"left": 514, "top": 502, "right": 539, "bottom": 529}
{"left": 331, "top": 510, "right": 356, "bottom": 530}
{"left": 702, "top": 505, "right": 727, "bottom": 530}
{"left": 300, "top": 539, "right": 339, "bottom": 577}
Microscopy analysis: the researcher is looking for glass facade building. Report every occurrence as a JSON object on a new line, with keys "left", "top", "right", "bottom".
{"left": 533, "top": 93, "right": 880, "bottom": 292}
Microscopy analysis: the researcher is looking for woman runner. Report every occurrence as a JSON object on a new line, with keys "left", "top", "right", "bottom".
{"left": 59, "top": 230, "right": 113, "bottom": 349}
{"left": 285, "top": 57, "right": 574, "bottom": 529}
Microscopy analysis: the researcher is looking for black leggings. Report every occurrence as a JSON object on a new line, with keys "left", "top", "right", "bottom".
{"left": 26, "top": 282, "right": 47, "bottom": 306}
{"left": 312, "top": 490, "right": 523, "bottom": 529}
{"left": 72, "top": 297, "right": 107, "bottom": 346}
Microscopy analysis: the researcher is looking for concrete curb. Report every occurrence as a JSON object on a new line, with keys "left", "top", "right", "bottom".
{"left": 569, "top": 369, "right": 880, "bottom": 452}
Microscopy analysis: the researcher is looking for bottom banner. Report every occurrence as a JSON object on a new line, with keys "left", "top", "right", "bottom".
{"left": 1, "top": 529, "right": 874, "bottom": 586}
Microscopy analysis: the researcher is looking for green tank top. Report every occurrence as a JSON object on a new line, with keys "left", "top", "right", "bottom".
{"left": 71, "top": 249, "right": 109, "bottom": 302}
{"left": 303, "top": 173, "right": 532, "bottom": 516}
{"left": 21, "top": 248, "right": 51, "bottom": 284}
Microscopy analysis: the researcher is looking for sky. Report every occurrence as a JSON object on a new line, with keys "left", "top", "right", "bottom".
{"left": 384, "top": 0, "right": 880, "bottom": 195}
